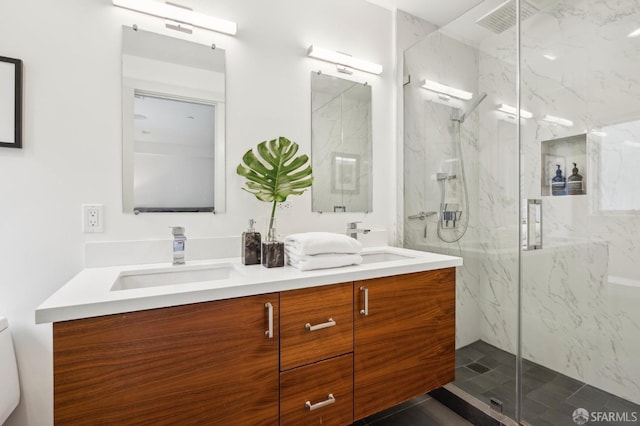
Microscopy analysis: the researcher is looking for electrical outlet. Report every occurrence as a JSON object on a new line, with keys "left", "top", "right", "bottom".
{"left": 82, "top": 204, "right": 104, "bottom": 233}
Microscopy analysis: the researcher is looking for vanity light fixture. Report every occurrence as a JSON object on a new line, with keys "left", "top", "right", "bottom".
{"left": 112, "top": 0, "right": 237, "bottom": 36}
{"left": 627, "top": 27, "right": 640, "bottom": 38}
{"left": 497, "top": 103, "right": 533, "bottom": 118}
{"left": 421, "top": 80, "right": 473, "bottom": 100}
{"left": 542, "top": 114, "right": 573, "bottom": 127}
{"left": 307, "top": 45, "right": 383, "bottom": 75}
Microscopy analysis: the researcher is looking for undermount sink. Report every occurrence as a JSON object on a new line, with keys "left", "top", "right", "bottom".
{"left": 361, "top": 251, "right": 416, "bottom": 264}
{"left": 112, "top": 263, "right": 243, "bottom": 291}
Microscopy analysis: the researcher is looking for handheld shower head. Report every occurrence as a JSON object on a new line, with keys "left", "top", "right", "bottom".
{"left": 454, "top": 92, "right": 488, "bottom": 123}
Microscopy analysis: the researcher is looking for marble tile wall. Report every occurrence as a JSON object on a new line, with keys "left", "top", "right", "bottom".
{"left": 402, "top": 31, "right": 483, "bottom": 349}
{"left": 401, "top": 0, "right": 640, "bottom": 406}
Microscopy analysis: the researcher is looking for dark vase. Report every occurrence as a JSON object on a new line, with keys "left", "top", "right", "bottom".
{"left": 262, "top": 218, "right": 284, "bottom": 268}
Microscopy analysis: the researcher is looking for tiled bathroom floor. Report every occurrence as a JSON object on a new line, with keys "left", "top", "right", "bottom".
{"left": 355, "top": 394, "right": 472, "bottom": 426}
{"left": 454, "top": 340, "right": 640, "bottom": 426}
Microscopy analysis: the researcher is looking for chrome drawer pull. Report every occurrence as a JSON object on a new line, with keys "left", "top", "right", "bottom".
{"left": 360, "top": 286, "right": 369, "bottom": 316}
{"left": 265, "top": 302, "right": 274, "bottom": 339}
{"left": 305, "top": 394, "right": 335, "bottom": 411}
{"left": 305, "top": 318, "right": 336, "bottom": 331}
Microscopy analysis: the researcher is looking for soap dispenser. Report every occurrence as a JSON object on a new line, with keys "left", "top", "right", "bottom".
{"left": 551, "top": 164, "right": 566, "bottom": 196}
{"left": 241, "top": 219, "right": 261, "bottom": 265}
{"left": 567, "top": 162, "right": 584, "bottom": 195}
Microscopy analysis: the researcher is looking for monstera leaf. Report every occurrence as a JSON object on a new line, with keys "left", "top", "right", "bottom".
{"left": 237, "top": 136, "right": 313, "bottom": 231}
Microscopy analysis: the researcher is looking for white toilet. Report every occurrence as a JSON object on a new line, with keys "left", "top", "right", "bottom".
{"left": 0, "top": 317, "right": 20, "bottom": 424}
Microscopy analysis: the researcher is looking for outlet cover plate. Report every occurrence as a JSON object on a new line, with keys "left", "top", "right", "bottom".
{"left": 82, "top": 204, "right": 104, "bottom": 233}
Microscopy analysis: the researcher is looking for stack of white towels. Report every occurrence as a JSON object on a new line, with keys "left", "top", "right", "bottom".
{"left": 285, "top": 232, "right": 363, "bottom": 271}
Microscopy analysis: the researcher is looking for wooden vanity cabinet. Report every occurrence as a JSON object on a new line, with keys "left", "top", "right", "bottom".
{"left": 53, "top": 294, "right": 279, "bottom": 425}
{"left": 353, "top": 268, "right": 456, "bottom": 421}
{"left": 52, "top": 269, "right": 456, "bottom": 425}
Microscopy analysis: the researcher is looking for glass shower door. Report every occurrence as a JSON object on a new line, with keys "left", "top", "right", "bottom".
{"left": 401, "top": 2, "right": 520, "bottom": 421}
{"left": 519, "top": 0, "right": 640, "bottom": 424}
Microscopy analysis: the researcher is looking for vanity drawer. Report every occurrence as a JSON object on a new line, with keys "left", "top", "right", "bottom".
{"left": 280, "top": 353, "right": 353, "bottom": 426}
{"left": 280, "top": 282, "right": 353, "bottom": 370}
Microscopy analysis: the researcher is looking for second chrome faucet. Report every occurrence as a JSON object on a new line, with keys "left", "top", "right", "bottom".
{"left": 170, "top": 226, "right": 187, "bottom": 265}
{"left": 347, "top": 221, "right": 371, "bottom": 240}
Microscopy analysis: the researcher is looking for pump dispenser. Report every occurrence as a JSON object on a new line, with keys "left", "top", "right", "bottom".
{"left": 242, "top": 219, "right": 261, "bottom": 265}
{"left": 567, "top": 162, "right": 584, "bottom": 195}
{"left": 551, "top": 164, "right": 566, "bottom": 196}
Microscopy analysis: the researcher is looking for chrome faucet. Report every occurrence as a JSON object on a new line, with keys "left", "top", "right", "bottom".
{"left": 346, "top": 221, "right": 371, "bottom": 240}
{"left": 170, "top": 226, "right": 186, "bottom": 265}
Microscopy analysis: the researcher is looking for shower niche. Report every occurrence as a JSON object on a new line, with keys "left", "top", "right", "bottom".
{"left": 540, "top": 133, "right": 587, "bottom": 196}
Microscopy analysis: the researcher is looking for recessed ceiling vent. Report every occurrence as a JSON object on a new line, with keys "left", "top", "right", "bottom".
{"left": 475, "top": 0, "right": 539, "bottom": 34}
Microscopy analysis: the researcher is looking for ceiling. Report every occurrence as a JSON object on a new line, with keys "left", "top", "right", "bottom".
{"left": 366, "top": 0, "right": 483, "bottom": 27}
{"left": 396, "top": 0, "right": 483, "bottom": 27}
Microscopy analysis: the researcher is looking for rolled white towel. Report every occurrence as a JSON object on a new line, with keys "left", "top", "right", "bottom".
{"left": 284, "top": 232, "right": 362, "bottom": 256}
{"left": 287, "top": 252, "right": 363, "bottom": 271}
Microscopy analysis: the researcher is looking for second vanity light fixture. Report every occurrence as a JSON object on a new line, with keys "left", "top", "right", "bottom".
{"left": 421, "top": 80, "right": 473, "bottom": 100}
{"left": 542, "top": 114, "right": 573, "bottom": 127}
{"left": 497, "top": 103, "right": 533, "bottom": 119}
{"left": 307, "top": 45, "right": 383, "bottom": 75}
{"left": 113, "top": 0, "right": 237, "bottom": 35}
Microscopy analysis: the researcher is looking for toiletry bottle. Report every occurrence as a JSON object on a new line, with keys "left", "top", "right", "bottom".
{"left": 567, "top": 162, "right": 583, "bottom": 195}
{"left": 551, "top": 164, "right": 566, "bottom": 196}
{"left": 242, "top": 219, "right": 261, "bottom": 265}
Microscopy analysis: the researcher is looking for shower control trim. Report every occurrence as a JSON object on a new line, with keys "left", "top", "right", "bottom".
{"left": 436, "top": 173, "right": 456, "bottom": 181}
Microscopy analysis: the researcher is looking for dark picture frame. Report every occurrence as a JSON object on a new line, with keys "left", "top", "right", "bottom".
{"left": 0, "top": 56, "right": 23, "bottom": 149}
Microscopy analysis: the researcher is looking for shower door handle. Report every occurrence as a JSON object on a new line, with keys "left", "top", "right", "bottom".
{"left": 522, "top": 199, "right": 542, "bottom": 251}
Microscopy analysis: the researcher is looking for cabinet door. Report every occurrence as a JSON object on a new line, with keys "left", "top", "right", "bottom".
{"left": 353, "top": 269, "right": 455, "bottom": 420}
{"left": 54, "top": 294, "right": 279, "bottom": 425}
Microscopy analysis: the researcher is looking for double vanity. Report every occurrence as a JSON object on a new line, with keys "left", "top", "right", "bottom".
{"left": 37, "top": 246, "right": 461, "bottom": 424}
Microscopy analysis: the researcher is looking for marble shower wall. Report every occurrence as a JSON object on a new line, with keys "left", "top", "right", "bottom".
{"left": 476, "top": 0, "right": 640, "bottom": 404}
{"left": 401, "top": 0, "right": 640, "bottom": 405}
{"left": 402, "top": 31, "right": 483, "bottom": 349}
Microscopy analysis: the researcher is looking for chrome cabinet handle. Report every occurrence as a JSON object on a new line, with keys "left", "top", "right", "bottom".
{"left": 305, "top": 318, "right": 336, "bottom": 331}
{"left": 265, "top": 302, "right": 273, "bottom": 339}
{"left": 305, "top": 394, "right": 335, "bottom": 411}
{"left": 359, "top": 286, "right": 369, "bottom": 316}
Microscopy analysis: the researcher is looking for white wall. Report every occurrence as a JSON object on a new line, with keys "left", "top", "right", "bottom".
{"left": 0, "top": 1, "right": 395, "bottom": 424}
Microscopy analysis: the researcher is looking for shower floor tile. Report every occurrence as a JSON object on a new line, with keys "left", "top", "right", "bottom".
{"left": 453, "top": 340, "right": 640, "bottom": 426}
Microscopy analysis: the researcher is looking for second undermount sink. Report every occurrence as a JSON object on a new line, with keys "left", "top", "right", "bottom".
{"left": 112, "top": 263, "right": 243, "bottom": 291}
{"left": 360, "top": 251, "right": 416, "bottom": 264}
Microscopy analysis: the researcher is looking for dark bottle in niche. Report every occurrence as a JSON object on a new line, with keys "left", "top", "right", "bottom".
{"left": 551, "top": 164, "right": 566, "bottom": 196}
{"left": 241, "top": 219, "right": 261, "bottom": 265}
{"left": 567, "top": 162, "right": 584, "bottom": 195}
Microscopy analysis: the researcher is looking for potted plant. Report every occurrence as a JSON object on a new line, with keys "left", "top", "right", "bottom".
{"left": 237, "top": 136, "right": 313, "bottom": 267}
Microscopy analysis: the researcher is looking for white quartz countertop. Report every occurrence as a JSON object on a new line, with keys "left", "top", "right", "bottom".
{"left": 36, "top": 246, "right": 462, "bottom": 324}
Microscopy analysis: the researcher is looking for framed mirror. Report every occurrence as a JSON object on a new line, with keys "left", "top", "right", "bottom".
{"left": 121, "top": 26, "right": 226, "bottom": 213}
{"left": 0, "top": 56, "right": 22, "bottom": 149}
{"left": 311, "top": 72, "right": 372, "bottom": 213}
